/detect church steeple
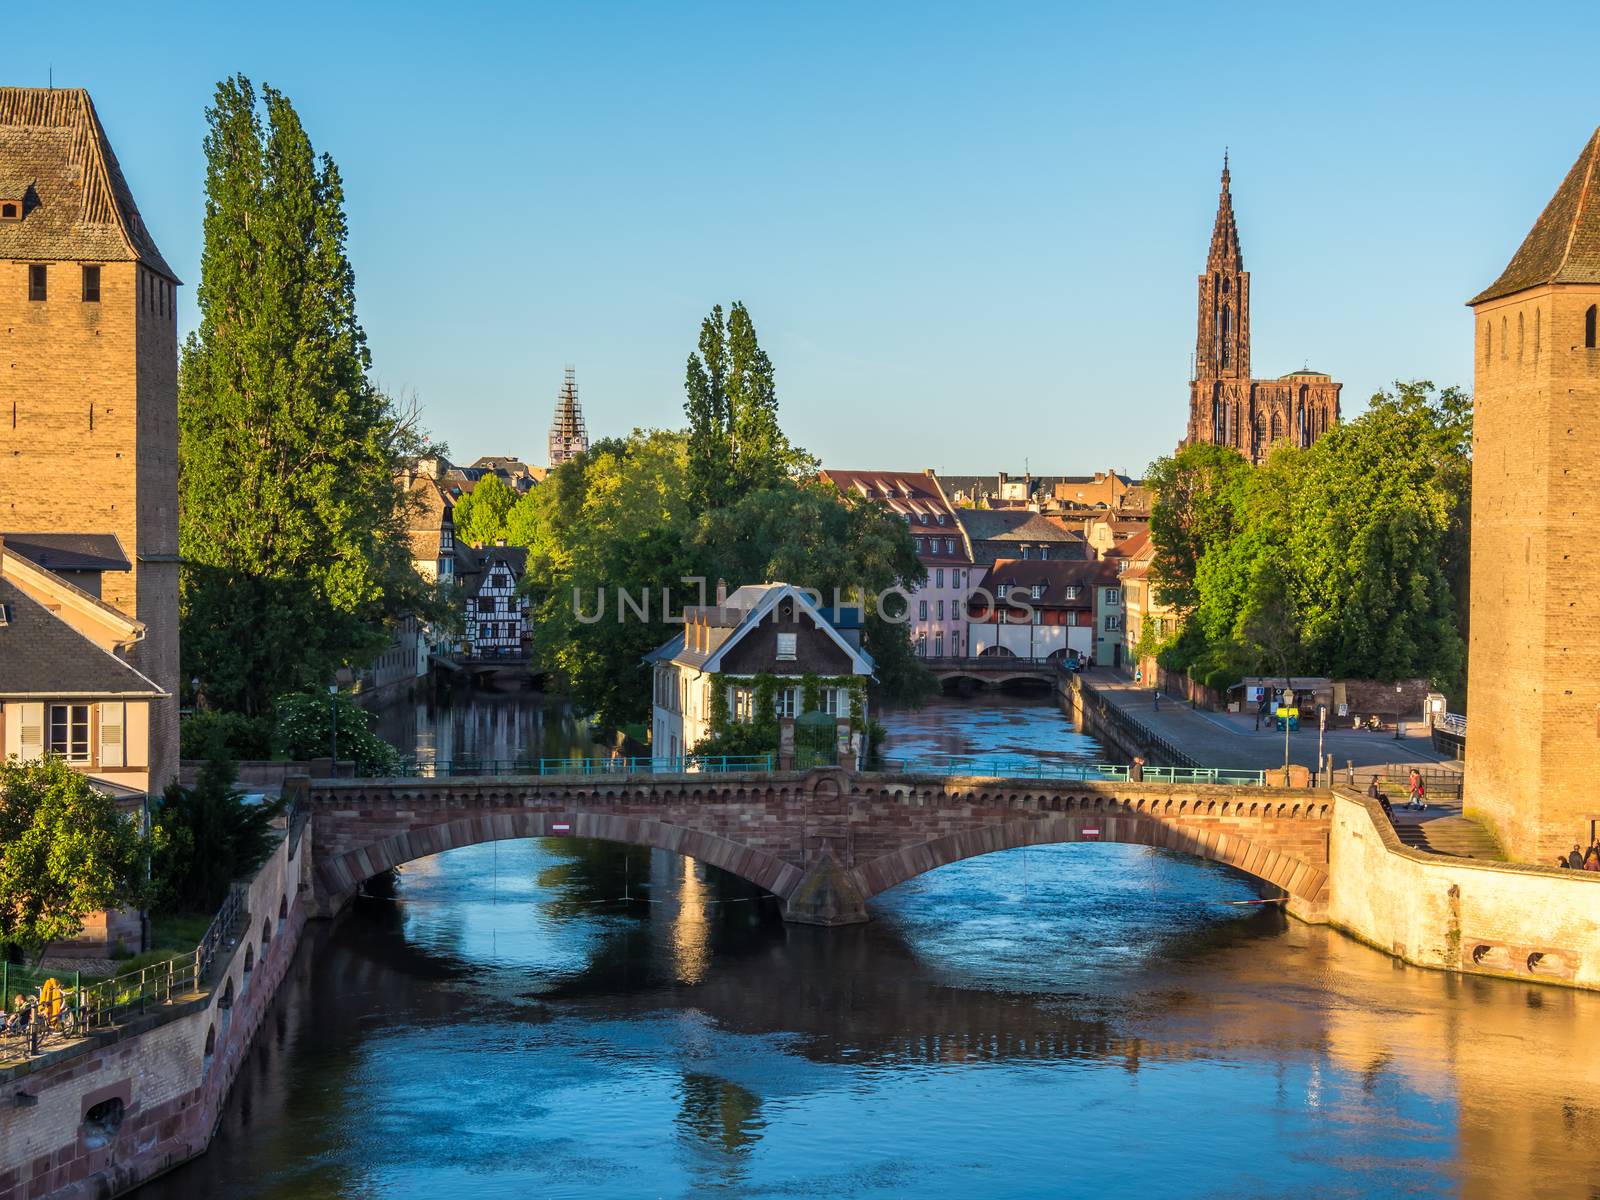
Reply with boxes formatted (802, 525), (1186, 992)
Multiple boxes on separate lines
(1195, 154), (1250, 380)
(548, 366), (589, 468)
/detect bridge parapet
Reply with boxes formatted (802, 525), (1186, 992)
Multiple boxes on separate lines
(305, 769), (1332, 927)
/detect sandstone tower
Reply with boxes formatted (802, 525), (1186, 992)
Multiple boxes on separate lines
(1185, 157), (1342, 463)
(0, 88), (180, 786)
(548, 366), (588, 467)
(1464, 127), (1600, 863)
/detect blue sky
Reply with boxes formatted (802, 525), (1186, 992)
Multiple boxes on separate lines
(11, 2), (1596, 472)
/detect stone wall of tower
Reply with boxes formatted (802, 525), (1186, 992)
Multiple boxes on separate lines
(0, 258), (180, 786)
(1464, 287), (1600, 863)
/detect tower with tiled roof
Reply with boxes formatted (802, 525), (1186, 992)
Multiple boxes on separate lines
(1464, 126), (1600, 863)
(548, 366), (588, 467)
(1184, 156), (1341, 463)
(0, 87), (180, 787)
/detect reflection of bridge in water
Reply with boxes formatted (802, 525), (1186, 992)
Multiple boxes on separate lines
(920, 655), (1064, 690)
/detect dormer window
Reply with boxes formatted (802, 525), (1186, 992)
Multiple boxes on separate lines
(0, 200), (19, 221)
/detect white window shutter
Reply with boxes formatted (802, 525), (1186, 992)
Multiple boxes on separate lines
(100, 701), (125, 768)
(18, 702), (44, 761)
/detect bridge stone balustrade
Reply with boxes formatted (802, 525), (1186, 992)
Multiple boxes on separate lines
(305, 768), (1333, 925)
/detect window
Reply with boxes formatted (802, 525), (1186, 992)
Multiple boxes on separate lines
(917, 633), (927, 656)
(1587, 304), (1597, 349)
(1021, 546), (1031, 559)
(914, 537), (923, 553)
(953, 599), (963, 621)
(934, 632), (944, 656)
(1106, 615), (1123, 632)
(945, 538), (954, 554)
(0, 201), (18, 220)
(479, 596), (496, 613)
(1517, 311), (1524, 360)
(28, 264), (46, 301)
(47, 704), (90, 762)
(776, 632), (797, 660)
(822, 687), (840, 716)
(776, 687), (797, 718)
(1106, 588), (1121, 605)
(1030, 585), (1042, 600)
(935, 568), (944, 588)
(82, 265), (100, 303)
(997, 583), (1010, 600)
(1063, 586), (1078, 600)
(1484, 321), (1492, 362)
(918, 600), (928, 621)
(1500, 315), (1507, 358)
(937, 599), (945, 620)
(937, 514), (947, 526)
(1032, 610), (1042, 626)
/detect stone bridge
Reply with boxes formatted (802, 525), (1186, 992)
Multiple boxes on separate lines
(304, 768), (1333, 926)
(921, 656), (1063, 690)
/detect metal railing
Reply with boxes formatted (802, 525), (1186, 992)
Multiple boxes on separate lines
(873, 757), (1265, 786)
(386, 754), (776, 779)
(1435, 712), (1467, 735)
(1072, 674), (1205, 769)
(2, 882), (246, 1061)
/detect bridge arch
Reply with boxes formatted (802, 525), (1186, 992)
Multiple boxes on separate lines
(850, 814), (1327, 909)
(316, 811), (804, 912)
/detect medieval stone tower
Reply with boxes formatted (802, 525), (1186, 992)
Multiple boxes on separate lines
(1185, 157), (1342, 463)
(1464, 126), (1600, 864)
(0, 88), (180, 785)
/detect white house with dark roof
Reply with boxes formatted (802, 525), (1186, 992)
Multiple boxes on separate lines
(0, 539), (165, 800)
(646, 584), (875, 764)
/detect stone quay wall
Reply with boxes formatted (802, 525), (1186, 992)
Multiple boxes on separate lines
(0, 819), (313, 1200)
(1325, 790), (1600, 989)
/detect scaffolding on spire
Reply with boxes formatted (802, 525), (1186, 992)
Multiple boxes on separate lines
(548, 367), (589, 468)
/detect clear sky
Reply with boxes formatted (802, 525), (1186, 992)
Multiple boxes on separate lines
(11, 1), (1596, 474)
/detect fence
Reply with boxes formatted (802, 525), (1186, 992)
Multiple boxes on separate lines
(385, 754), (776, 779)
(1, 881), (246, 1061)
(1072, 675), (1205, 769)
(873, 757), (1266, 787)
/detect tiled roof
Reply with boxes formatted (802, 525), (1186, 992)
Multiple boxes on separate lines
(0, 532), (129, 573)
(1471, 127), (1600, 305)
(0, 576), (163, 698)
(0, 88), (176, 279)
(456, 544), (528, 599)
(976, 559), (1117, 606)
(957, 510), (1085, 543)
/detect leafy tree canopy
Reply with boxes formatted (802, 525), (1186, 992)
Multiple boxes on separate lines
(0, 758), (153, 964)
(179, 74), (437, 716)
(452, 473), (518, 547)
(1146, 382), (1471, 694)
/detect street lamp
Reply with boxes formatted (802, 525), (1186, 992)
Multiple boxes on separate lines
(328, 683), (339, 774)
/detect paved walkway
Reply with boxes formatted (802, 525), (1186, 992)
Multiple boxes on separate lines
(1085, 670), (1457, 777)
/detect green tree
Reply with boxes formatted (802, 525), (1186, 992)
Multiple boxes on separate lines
(0, 758), (152, 964)
(452, 473), (517, 547)
(1145, 442), (1254, 611)
(273, 691), (403, 775)
(684, 303), (814, 509)
(179, 75), (429, 716)
(150, 763), (285, 913)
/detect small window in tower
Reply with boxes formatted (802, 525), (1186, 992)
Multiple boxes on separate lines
(1500, 316), (1507, 358)
(1586, 305), (1597, 349)
(1484, 321), (1492, 362)
(28, 264), (46, 301)
(0, 201), (18, 220)
(82, 265), (101, 303)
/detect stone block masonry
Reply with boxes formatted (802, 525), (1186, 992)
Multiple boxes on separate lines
(0, 819), (313, 1200)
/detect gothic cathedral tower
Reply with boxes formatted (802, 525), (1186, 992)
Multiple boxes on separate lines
(1183, 157), (1340, 463)
(1464, 126), (1600, 863)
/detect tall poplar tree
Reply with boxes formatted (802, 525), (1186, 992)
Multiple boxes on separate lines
(179, 76), (427, 715)
(683, 302), (812, 509)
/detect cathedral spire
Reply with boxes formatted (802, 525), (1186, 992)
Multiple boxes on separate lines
(1208, 153), (1243, 272)
(548, 366), (589, 468)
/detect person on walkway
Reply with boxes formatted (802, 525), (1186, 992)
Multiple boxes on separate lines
(1559, 855), (1572, 868)
(1153, 691), (1161, 713)
(1368, 777), (1383, 800)
(1583, 845), (1600, 872)
(1407, 771), (1427, 812)
(1568, 845), (1586, 870)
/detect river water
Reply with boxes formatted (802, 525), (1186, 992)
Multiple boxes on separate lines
(140, 693), (1600, 1198)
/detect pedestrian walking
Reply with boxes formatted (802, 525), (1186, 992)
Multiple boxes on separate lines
(1153, 691), (1161, 713)
(1407, 769), (1427, 812)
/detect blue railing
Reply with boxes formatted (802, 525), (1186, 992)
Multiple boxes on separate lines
(390, 755), (776, 779)
(871, 758), (1267, 787)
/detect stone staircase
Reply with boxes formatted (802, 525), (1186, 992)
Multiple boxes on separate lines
(1389, 812), (1503, 860)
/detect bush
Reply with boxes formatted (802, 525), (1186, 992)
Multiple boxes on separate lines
(273, 691), (402, 775)
(180, 710), (274, 762)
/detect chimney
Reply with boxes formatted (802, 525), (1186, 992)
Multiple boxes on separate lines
(715, 578), (728, 606)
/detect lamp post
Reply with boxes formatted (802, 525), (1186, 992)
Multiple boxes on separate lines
(328, 683), (339, 775)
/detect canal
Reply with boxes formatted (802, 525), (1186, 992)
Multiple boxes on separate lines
(139, 692), (1600, 1198)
